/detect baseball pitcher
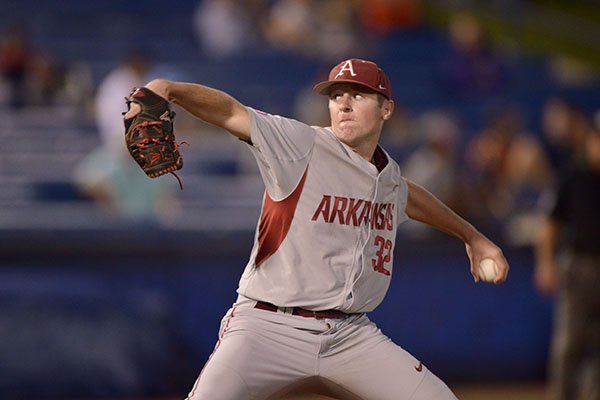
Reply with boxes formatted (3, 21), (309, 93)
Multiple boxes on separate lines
(123, 58), (510, 400)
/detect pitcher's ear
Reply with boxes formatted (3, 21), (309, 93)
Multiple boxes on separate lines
(382, 100), (394, 121)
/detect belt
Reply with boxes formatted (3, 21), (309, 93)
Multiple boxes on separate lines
(254, 301), (349, 319)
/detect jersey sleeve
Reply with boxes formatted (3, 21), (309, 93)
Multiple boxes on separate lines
(246, 107), (316, 200)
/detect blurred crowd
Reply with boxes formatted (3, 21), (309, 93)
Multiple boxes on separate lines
(192, 0), (423, 61)
(1, 1), (599, 243)
(0, 24), (93, 111)
(393, 96), (599, 246)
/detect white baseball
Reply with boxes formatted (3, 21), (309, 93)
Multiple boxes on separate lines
(478, 258), (499, 282)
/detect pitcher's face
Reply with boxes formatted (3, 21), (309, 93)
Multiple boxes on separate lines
(328, 84), (393, 152)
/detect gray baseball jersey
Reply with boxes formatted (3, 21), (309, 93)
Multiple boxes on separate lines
(238, 107), (408, 313)
(186, 108), (458, 400)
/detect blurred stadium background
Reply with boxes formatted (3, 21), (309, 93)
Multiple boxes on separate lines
(1, 0), (600, 399)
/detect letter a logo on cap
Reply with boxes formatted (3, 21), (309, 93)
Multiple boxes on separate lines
(312, 58), (392, 100)
(334, 60), (357, 79)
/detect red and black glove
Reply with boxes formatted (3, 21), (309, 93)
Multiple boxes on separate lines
(123, 87), (185, 188)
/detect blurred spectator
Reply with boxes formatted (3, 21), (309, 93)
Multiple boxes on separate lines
(261, 0), (360, 61)
(462, 108), (552, 226)
(400, 109), (462, 237)
(95, 51), (153, 156)
(73, 51), (179, 224)
(25, 51), (67, 107)
(534, 124), (600, 400)
(355, 0), (423, 36)
(0, 24), (92, 110)
(59, 61), (95, 112)
(401, 109), (460, 206)
(0, 24), (33, 108)
(314, 0), (360, 62)
(438, 12), (509, 95)
(540, 97), (591, 173)
(261, 0), (317, 56)
(193, 0), (262, 59)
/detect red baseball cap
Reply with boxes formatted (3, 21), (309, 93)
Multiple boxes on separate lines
(313, 58), (392, 100)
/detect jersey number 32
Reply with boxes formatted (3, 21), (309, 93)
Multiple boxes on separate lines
(372, 235), (392, 276)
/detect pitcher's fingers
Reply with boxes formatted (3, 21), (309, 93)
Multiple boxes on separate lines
(493, 261), (509, 284)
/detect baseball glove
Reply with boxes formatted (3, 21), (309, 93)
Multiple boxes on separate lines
(123, 86), (185, 189)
